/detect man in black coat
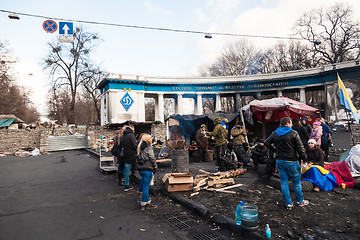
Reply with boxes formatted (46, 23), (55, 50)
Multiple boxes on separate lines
(120, 126), (137, 191)
(251, 139), (270, 168)
(293, 118), (309, 148)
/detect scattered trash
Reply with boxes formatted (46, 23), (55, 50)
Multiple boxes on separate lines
(90, 211), (92, 214)
(100, 216), (104, 219)
(140, 228), (146, 232)
(31, 148), (40, 156)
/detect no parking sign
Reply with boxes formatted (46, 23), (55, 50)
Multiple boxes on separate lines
(43, 20), (58, 33)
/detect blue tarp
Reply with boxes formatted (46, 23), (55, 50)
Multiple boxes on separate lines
(0, 118), (15, 128)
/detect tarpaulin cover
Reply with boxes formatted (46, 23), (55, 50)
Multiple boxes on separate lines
(247, 96), (320, 123)
(345, 144), (360, 177)
(0, 118), (15, 128)
(167, 112), (240, 139)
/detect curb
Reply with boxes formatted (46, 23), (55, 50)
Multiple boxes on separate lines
(152, 184), (267, 240)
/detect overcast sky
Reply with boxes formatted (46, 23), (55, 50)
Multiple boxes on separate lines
(1, 0), (359, 116)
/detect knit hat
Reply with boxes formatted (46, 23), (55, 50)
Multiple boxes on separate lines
(308, 139), (316, 145)
(313, 122), (321, 126)
(200, 124), (206, 128)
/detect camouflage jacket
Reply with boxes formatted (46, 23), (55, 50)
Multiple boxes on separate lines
(207, 124), (228, 147)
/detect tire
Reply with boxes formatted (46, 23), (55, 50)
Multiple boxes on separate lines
(354, 178), (360, 189)
(269, 177), (314, 192)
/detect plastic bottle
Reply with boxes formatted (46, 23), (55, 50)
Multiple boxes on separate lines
(265, 223), (271, 238)
(235, 201), (245, 225)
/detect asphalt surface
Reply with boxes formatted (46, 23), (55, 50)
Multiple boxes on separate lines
(0, 150), (234, 240)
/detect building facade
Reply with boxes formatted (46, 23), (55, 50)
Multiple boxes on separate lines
(97, 61), (360, 126)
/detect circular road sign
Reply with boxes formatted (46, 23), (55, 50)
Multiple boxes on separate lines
(43, 20), (58, 33)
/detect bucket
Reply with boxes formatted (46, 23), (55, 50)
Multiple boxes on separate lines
(241, 204), (258, 231)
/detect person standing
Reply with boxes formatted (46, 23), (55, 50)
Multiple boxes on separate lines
(137, 134), (158, 210)
(309, 122), (323, 146)
(265, 117), (309, 210)
(320, 118), (332, 162)
(292, 118), (309, 148)
(120, 126), (137, 191)
(114, 129), (125, 185)
(207, 117), (228, 171)
(231, 122), (247, 148)
(301, 118), (312, 137)
(195, 124), (208, 162)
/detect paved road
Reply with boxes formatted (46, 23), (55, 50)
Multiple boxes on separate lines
(0, 150), (232, 240)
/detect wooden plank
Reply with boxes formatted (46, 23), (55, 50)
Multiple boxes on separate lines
(156, 158), (172, 163)
(217, 189), (236, 194)
(214, 183), (243, 192)
(207, 178), (235, 187)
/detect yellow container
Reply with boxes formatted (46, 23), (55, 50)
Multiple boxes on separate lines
(341, 183), (346, 189)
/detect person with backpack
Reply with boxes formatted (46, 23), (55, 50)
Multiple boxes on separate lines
(112, 129), (125, 185)
(137, 134), (158, 210)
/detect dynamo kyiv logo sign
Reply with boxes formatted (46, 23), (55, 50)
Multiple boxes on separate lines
(120, 92), (134, 111)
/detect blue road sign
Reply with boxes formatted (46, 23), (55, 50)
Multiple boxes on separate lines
(120, 92), (134, 111)
(43, 20), (58, 33)
(59, 22), (73, 35)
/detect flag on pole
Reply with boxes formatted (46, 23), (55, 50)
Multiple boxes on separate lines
(338, 73), (359, 124)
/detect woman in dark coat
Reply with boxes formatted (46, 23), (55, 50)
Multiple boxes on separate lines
(305, 139), (325, 166)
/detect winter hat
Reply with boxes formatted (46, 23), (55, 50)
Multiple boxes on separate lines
(308, 139), (317, 145)
(313, 122), (321, 126)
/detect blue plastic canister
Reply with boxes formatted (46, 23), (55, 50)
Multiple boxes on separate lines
(241, 204), (258, 231)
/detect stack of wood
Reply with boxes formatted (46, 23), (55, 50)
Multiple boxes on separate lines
(192, 168), (247, 194)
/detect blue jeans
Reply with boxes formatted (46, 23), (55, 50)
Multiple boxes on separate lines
(123, 163), (132, 186)
(276, 159), (303, 205)
(138, 171), (153, 204)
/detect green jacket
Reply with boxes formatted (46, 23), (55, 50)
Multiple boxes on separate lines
(207, 118), (228, 147)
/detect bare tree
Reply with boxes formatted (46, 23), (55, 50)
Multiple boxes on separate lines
(0, 41), (39, 122)
(207, 40), (257, 76)
(44, 27), (100, 123)
(81, 67), (107, 123)
(294, 3), (360, 64)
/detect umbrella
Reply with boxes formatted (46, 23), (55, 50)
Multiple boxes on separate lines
(247, 96), (320, 123)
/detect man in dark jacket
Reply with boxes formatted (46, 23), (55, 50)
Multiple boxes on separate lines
(251, 139), (270, 168)
(292, 118), (309, 148)
(120, 126), (137, 191)
(195, 124), (208, 162)
(265, 117), (309, 210)
(320, 118), (332, 162)
(234, 142), (251, 165)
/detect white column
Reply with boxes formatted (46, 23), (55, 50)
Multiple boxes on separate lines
(215, 94), (221, 112)
(277, 90), (283, 97)
(155, 93), (164, 122)
(195, 94), (203, 115)
(235, 93), (241, 112)
(176, 94), (183, 114)
(137, 92), (145, 122)
(299, 87), (306, 104)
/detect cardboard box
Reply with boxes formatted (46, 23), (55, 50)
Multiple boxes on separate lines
(162, 173), (194, 192)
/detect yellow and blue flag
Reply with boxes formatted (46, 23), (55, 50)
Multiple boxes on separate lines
(338, 73), (359, 124)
